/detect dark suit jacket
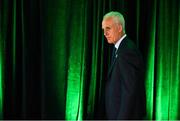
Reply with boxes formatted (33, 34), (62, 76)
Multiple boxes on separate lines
(105, 36), (146, 119)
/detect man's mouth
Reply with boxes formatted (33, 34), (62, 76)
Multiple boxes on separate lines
(106, 37), (110, 40)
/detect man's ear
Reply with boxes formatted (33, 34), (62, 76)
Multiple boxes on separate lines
(118, 24), (123, 32)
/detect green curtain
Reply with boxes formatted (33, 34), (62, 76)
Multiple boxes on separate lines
(138, 0), (180, 119)
(154, 0), (180, 119)
(0, 0), (179, 120)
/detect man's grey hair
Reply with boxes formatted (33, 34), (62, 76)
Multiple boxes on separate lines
(103, 11), (125, 33)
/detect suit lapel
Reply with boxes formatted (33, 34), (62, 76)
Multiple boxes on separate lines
(107, 37), (128, 79)
(108, 53), (118, 78)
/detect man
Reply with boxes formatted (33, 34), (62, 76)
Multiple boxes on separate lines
(102, 11), (146, 119)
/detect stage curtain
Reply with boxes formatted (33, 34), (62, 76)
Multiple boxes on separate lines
(0, 0), (179, 120)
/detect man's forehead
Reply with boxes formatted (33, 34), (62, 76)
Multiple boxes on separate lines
(102, 18), (114, 28)
(103, 17), (113, 23)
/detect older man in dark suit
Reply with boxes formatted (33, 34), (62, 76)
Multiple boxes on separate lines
(102, 11), (146, 119)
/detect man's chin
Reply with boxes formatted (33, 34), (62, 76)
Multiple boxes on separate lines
(107, 40), (113, 44)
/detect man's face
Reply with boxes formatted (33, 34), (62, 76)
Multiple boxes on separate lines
(102, 17), (122, 44)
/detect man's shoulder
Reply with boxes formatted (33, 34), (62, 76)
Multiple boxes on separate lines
(120, 36), (137, 50)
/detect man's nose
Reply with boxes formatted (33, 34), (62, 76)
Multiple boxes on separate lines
(104, 31), (108, 36)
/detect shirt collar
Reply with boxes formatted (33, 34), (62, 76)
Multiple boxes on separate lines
(115, 34), (127, 50)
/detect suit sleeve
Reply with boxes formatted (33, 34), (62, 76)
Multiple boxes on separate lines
(117, 49), (143, 119)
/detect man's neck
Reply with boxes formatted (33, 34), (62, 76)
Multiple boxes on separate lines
(114, 34), (127, 49)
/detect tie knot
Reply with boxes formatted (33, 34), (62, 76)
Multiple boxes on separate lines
(113, 47), (117, 55)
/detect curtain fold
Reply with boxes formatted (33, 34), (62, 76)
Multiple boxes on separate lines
(0, 0), (179, 120)
(154, 0), (180, 119)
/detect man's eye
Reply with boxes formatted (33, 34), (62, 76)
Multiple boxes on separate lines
(106, 27), (110, 30)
